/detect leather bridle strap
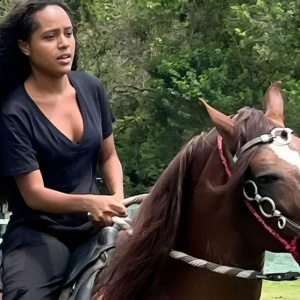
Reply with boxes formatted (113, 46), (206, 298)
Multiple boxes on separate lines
(233, 128), (294, 162)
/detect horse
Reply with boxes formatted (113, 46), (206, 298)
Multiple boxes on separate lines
(2, 82), (298, 300)
(91, 81), (300, 300)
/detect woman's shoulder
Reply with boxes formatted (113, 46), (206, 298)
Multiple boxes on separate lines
(1, 84), (28, 116)
(68, 70), (105, 90)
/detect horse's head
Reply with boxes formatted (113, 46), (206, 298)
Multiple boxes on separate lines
(202, 82), (300, 263)
(100, 82), (300, 300)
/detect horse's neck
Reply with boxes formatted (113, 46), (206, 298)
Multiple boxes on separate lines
(186, 147), (265, 267)
(156, 148), (265, 300)
(187, 187), (265, 269)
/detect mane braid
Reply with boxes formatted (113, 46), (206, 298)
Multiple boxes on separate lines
(101, 134), (214, 300)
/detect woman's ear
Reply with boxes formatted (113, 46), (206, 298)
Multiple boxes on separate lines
(18, 40), (30, 56)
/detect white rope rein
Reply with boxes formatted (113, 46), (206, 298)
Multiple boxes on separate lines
(111, 194), (300, 282)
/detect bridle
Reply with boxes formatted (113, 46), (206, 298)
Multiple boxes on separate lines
(221, 127), (300, 263)
(113, 126), (300, 282)
(244, 180), (300, 237)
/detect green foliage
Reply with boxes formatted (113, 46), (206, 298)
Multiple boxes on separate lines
(2, 0), (300, 196)
(0, 0), (16, 18)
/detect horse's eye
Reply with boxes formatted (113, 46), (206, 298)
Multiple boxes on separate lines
(256, 174), (281, 184)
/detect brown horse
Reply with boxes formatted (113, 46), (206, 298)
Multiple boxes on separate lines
(94, 82), (300, 300)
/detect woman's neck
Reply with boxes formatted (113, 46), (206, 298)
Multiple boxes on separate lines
(27, 68), (70, 95)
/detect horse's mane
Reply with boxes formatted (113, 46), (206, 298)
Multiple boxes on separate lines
(101, 107), (276, 300)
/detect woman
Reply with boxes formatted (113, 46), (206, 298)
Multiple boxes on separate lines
(0, 0), (126, 299)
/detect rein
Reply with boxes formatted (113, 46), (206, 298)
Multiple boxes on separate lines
(112, 127), (300, 282)
(114, 199), (299, 282)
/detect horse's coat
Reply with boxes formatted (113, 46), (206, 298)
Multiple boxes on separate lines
(96, 82), (300, 300)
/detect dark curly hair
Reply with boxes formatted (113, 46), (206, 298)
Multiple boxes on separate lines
(0, 0), (78, 100)
(0, 0), (78, 210)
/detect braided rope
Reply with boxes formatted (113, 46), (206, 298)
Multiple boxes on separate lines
(115, 194), (300, 281)
(122, 194), (148, 207)
(169, 250), (261, 279)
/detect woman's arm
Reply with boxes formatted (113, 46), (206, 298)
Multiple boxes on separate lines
(15, 170), (91, 213)
(98, 134), (124, 201)
(15, 169), (126, 223)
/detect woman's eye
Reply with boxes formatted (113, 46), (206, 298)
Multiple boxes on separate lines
(45, 35), (55, 40)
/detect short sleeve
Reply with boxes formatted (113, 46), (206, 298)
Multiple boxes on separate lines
(0, 113), (39, 177)
(98, 83), (115, 139)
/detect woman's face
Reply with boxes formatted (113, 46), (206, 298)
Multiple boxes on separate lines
(20, 5), (76, 78)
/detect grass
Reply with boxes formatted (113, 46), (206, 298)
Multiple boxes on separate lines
(261, 280), (300, 300)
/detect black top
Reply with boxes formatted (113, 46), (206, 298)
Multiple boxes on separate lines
(0, 71), (114, 235)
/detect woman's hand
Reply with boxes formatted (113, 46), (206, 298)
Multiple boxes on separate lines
(112, 192), (124, 202)
(91, 289), (105, 300)
(87, 195), (127, 228)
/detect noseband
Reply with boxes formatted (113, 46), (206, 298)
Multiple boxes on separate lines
(221, 127), (300, 263)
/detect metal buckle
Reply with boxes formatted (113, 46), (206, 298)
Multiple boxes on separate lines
(271, 128), (293, 145)
(260, 134), (273, 143)
(259, 197), (276, 218)
(243, 180), (287, 229)
(243, 180), (258, 201)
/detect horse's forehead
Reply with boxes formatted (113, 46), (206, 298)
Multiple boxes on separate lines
(268, 143), (300, 171)
(253, 137), (300, 172)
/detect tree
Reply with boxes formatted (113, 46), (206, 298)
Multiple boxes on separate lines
(2, 0), (300, 195)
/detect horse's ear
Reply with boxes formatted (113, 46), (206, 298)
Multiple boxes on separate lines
(264, 81), (285, 127)
(200, 99), (236, 148)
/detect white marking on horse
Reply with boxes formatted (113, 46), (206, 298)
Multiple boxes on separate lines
(269, 143), (300, 171)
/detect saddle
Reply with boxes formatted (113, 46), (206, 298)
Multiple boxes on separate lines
(58, 203), (140, 300)
(58, 226), (118, 300)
